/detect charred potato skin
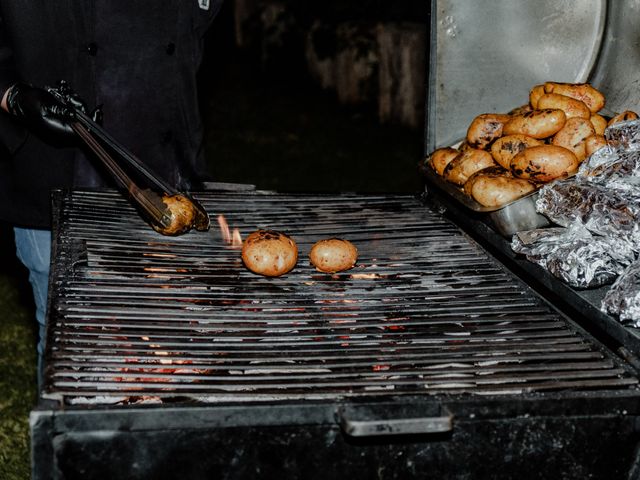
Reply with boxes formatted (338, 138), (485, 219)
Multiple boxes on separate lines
(463, 165), (508, 196)
(153, 194), (197, 236)
(490, 134), (544, 169)
(510, 145), (579, 183)
(466, 113), (511, 149)
(428, 147), (459, 176)
(443, 148), (496, 186)
(503, 109), (567, 139)
(543, 82), (605, 113)
(508, 104), (532, 116)
(608, 110), (639, 127)
(309, 238), (358, 273)
(551, 117), (596, 162)
(537, 93), (590, 120)
(241, 230), (298, 277)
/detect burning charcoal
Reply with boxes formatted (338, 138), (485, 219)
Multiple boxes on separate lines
(602, 259), (640, 325)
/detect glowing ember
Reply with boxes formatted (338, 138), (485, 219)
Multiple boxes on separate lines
(217, 215), (243, 249)
(350, 273), (381, 280)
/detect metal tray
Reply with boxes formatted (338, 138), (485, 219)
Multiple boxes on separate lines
(420, 162), (550, 236)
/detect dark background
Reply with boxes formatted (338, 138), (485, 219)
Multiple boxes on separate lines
(198, 0), (427, 193)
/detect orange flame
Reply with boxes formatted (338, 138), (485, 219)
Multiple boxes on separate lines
(232, 228), (242, 248)
(217, 215), (231, 242)
(217, 215), (243, 249)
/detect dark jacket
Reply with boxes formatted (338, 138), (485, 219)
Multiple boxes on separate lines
(0, 1), (222, 228)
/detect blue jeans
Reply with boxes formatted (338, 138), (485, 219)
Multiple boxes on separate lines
(14, 227), (51, 386)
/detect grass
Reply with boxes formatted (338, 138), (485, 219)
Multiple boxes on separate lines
(0, 228), (37, 480)
(0, 54), (425, 480)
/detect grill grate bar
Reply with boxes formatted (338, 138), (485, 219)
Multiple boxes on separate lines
(49, 371), (634, 393)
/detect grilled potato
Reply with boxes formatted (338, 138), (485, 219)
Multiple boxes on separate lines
(543, 82), (605, 113)
(443, 148), (496, 186)
(590, 113), (607, 136)
(490, 134), (544, 169)
(537, 93), (590, 120)
(154, 194), (196, 236)
(428, 147), (459, 176)
(529, 84), (545, 109)
(464, 166), (536, 208)
(503, 109), (566, 139)
(466, 113), (511, 149)
(510, 145), (579, 182)
(608, 110), (639, 127)
(585, 134), (608, 156)
(551, 117), (596, 162)
(309, 238), (358, 273)
(242, 230), (298, 277)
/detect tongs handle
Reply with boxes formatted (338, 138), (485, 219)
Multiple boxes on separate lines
(72, 109), (210, 231)
(74, 110), (179, 196)
(71, 122), (173, 230)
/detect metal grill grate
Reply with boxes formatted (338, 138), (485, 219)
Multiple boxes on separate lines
(44, 190), (638, 403)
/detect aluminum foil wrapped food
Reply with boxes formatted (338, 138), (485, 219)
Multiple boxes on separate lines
(535, 178), (640, 246)
(604, 119), (640, 152)
(512, 223), (636, 289)
(578, 149), (640, 192)
(602, 260), (640, 325)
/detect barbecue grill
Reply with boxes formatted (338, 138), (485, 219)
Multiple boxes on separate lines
(30, 1), (640, 479)
(31, 188), (640, 479)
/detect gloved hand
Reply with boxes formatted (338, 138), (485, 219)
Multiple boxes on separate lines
(6, 82), (79, 143)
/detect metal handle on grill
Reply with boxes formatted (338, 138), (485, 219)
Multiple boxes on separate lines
(337, 406), (453, 437)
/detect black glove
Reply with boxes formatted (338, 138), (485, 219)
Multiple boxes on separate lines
(6, 82), (81, 144)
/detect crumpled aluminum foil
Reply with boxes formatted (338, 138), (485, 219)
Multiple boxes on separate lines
(512, 223), (636, 289)
(521, 119), (640, 321)
(602, 260), (640, 326)
(604, 119), (640, 152)
(578, 149), (640, 191)
(535, 179), (640, 247)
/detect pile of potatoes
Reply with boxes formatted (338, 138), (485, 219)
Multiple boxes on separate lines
(427, 81), (639, 208)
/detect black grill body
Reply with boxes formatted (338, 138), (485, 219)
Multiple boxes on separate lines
(31, 189), (640, 480)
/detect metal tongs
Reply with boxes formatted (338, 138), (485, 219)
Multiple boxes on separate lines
(50, 84), (210, 234)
